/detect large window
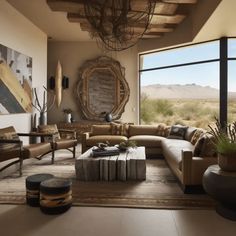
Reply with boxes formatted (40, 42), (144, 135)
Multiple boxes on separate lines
(139, 39), (235, 129)
(228, 39), (236, 122)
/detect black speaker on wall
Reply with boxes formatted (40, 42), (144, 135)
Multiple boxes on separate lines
(62, 76), (69, 89)
(49, 76), (55, 90)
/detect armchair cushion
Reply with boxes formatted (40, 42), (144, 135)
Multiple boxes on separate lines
(54, 139), (77, 150)
(22, 143), (52, 159)
(38, 124), (60, 141)
(0, 126), (20, 151)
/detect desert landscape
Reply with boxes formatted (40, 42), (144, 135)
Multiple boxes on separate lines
(141, 84), (236, 128)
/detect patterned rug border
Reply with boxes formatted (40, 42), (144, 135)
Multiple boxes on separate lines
(0, 195), (216, 210)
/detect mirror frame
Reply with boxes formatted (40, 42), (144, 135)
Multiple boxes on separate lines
(75, 56), (130, 121)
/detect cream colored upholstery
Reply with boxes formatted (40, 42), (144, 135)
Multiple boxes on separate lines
(81, 124), (217, 191)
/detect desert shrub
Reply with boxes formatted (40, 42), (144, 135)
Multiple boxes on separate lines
(140, 93), (156, 124)
(153, 99), (174, 116)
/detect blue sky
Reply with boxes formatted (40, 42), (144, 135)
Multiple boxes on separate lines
(140, 40), (236, 92)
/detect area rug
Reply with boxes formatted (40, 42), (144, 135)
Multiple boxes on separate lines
(0, 155), (216, 209)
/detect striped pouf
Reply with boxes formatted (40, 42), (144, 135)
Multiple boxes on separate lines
(26, 173), (54, 207)
(40, 177), (72, 214)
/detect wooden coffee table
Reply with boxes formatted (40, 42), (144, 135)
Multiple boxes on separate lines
(75, 146), (146, 181)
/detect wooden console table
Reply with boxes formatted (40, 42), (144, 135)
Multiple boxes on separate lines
(57, 122), (105, 142)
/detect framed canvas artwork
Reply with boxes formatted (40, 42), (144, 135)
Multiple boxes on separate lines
(0, 44), (32, 114)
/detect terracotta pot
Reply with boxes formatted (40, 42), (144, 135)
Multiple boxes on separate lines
(218, 153), (236, 172)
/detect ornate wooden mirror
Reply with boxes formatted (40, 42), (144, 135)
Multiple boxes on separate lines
(76, 56), (130, 121)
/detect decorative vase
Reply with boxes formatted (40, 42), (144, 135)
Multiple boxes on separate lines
(218, 153), (236, 172)
(65, 113), (72, 123)
(39, 112), (47, 125)
(105, 113), (112, 122)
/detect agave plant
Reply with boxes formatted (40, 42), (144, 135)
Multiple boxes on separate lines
(208, 118), (236, 155)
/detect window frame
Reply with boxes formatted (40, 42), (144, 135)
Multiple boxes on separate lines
(139, 37), (236, 127)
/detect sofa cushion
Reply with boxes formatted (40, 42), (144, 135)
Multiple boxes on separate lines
(129, 135), (165, 148)
(128, 125), (158, 137)
(157, 124), (169, 137)
(120, 123), (130, 136)
(110, 123), (122, 135)
(190, 128), (205, 145)
(185, 127), (197, 142)
(193, 133), (205, 156)
(194, 133), (217, 157)
(91, 125), (111, 136)
(167, 125), (188, 140)
(86, 135), (128, 146)
(162, 139), (194, 170)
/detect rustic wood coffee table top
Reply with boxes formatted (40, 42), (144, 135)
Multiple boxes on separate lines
(75, 146), (146, 181)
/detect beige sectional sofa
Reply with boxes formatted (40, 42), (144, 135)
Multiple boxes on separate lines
(81, 124), (217, 193)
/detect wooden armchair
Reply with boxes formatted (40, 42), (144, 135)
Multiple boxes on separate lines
(0, 126), (54, 176)
(38, 124), (77, 163)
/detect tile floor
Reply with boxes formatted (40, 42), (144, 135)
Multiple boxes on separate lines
(0, 205), (235, 236)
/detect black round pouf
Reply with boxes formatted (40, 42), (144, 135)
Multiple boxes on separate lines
(203, 165), (236, 221)
(40, 177), (72, 215)
(26, 173), (54, 207)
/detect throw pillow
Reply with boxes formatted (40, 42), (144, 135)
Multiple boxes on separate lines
(110, 122), (121, 135)
(156, 123), (167, 137)
(38, 124), (60, 142)
(193, 133), (205, 156)
(120, 123), (129, 136)
(167, 125), (188, 140)
(190, 128), (205, 145)
(200, 133), (217, 157)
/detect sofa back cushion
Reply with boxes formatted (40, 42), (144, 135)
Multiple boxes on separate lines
(91, 125), (111, 136)
(128, 125), (158, 137)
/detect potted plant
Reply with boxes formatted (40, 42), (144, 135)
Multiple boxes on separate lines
(208, 118), (236, 171)
(117, 140), (137, 152)
(63, 108), (72, 123)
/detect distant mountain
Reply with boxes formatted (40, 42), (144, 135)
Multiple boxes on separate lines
(141, 84), (236, 100)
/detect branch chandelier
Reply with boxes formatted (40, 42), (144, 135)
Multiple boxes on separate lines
(84, 0), (156, 51)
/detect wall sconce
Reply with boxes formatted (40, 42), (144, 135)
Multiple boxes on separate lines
(49, 76), (69, 90)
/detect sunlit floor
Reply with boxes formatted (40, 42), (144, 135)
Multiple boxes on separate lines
(0, 146), (236, 235)
(0, 204), (236, 236)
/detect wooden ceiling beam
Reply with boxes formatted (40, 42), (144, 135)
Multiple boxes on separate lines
(162, 0), (197, 3)
(151, 14), (186, 24)
(46, 0), (84, 13)
(68, 12), (185, 25)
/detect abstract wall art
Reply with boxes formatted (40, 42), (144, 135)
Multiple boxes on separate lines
(0, 43), (32, 114)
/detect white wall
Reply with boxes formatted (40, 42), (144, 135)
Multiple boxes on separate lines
(47, 41), (138, 124)
(0, 0), (47, 133)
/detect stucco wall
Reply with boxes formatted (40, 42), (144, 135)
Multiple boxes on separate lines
(0, 1), (47, 134)
(47, 41), (138, 124)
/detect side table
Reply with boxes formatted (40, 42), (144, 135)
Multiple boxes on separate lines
(203, 164), (236, 221)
